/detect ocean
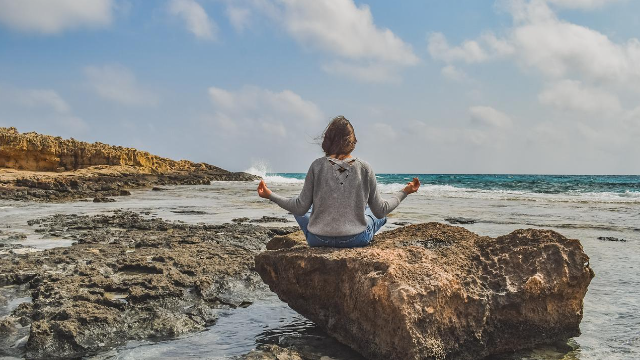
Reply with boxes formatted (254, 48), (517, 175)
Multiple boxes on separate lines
(1, 172), (638, 359)
(267, 173), (640, 203)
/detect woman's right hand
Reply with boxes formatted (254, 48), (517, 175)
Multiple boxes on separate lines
(403, 177), (420, 195)
(257, 180), (272, 199)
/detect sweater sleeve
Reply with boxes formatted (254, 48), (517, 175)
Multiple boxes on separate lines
(268, 163), (314, 216)
(366, 166), (408, 219)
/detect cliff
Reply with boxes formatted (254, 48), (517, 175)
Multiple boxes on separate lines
(0, 127), (258, 201)
(0, 127), (222, 173)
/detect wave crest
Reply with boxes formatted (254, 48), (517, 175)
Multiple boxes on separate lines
(244, 161), (304, 184)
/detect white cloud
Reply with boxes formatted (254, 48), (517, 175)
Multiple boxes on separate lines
(168, 0), (216, 40)
(510, 2), (640, 84)
(0, 86), (71, 115)
(538, 80), (621, 113)
(19, 90), (71, 113)
(322, 61), (401, 84)
(431, 0), (640, 87)
(626, 106), (640, 121)
(226, 6), (251, 32)
(372, 123), (398, 140)
(544, 0), (622, 9)
(0, 0), (113, 34)
(208, 85), (324, 138)
(469, 106), (513, 128)
(428, 33), (489, 63)
(441, 65), (470, 82)
(0, 85), (88, 133)
(428, 32), (514, 64)
(278, 0), (418, 66)
(623, 106), (640, 135)
(220, 0), (418, 83)
(84, 65), (158, 106)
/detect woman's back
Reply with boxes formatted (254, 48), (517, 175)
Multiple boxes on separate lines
(258, 115), (420, 247)
(269, 156), (407, 237)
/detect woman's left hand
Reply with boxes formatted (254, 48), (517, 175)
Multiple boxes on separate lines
(403, 177), (420, 194)
(257, 180), (272, 199)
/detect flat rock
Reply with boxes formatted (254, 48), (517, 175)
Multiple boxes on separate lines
(597, 236), (626, 242)
(255, 223), (594, 360)
(250, 216), (291, 224)
(444, 217), (476, 224)
(93, 196), (116, 203)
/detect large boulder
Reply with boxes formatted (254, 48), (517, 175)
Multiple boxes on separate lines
(255, 223), (594, 360)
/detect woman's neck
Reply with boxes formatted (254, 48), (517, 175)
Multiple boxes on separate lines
(328, 154), (352, 160)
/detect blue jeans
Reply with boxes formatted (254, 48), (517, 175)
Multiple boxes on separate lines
(294, 206), (387, 248)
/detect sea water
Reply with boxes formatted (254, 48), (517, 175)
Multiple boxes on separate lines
(0, 173), (638, 359)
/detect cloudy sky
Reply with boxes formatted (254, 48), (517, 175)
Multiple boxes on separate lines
(1, 0), (639, 174)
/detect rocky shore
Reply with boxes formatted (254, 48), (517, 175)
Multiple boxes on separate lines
(0, 127), (598, 360)
(0, 211), (297, 359)
(256, 224), (595, 360)
(1, 210), (596, 360)
(0, 127), (258, 201)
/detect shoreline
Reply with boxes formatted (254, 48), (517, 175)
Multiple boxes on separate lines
(0, 165), (258, 202)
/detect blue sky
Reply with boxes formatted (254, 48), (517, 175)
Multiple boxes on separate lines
(1, 0), (639, 174)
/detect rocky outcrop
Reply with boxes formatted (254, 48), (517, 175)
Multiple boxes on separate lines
(0, 127), (259, 201)
(0, 211), (297, 360)
(255, 223), (595, 360)
(1, 127), (220, 173)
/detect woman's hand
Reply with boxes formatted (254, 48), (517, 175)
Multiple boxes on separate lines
(403, 177), (420, 195)
(257, 179), (272, 199)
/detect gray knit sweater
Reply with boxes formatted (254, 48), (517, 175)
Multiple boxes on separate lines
(268, 156), (408, 237)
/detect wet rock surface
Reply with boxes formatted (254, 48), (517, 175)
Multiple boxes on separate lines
(444, 217), (476, 224)
(234, 311), (365, 360)
(256, 223), (595, 360)
(0, 127), (259, 202)
(0, 211), (297, 360)
(0, 165), (258, 202)
(597, 236), (626, 242)
(250, 216), (291, 224)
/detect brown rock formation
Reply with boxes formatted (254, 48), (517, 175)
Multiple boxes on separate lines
(0, 211), (296, 360)
(255, 223), (595, 360)
(1, 126), (223, 173)
(0, 127), (259, 201)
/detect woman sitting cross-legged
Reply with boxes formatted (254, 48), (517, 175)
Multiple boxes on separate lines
(257, 116), (420, 248)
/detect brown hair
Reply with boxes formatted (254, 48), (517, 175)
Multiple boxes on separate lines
(321, 116), (357, 157)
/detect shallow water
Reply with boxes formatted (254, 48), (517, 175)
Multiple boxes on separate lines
(1, 179), (639, 359)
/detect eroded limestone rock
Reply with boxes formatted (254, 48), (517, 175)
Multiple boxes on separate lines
(0, 211), (297, 360)
(255, 223), (594, 360)
(1, 127), (223, 173)
(0, 127), (258, 201)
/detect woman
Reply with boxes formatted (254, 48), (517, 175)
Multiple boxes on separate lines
(257, 116), (420, 248)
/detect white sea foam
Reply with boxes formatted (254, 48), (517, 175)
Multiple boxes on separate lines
(244, 161), (304, 184)
(377, 182), (640, 204)
(242, 166), (640, 204)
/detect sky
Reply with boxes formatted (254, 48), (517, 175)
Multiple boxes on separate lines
(1, 0), (639, 174)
